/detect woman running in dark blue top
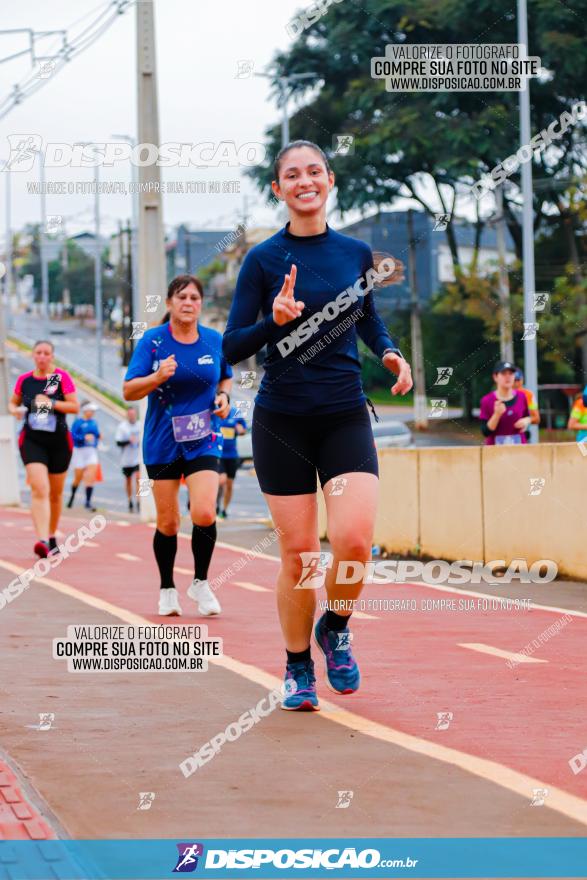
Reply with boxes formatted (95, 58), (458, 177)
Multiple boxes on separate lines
(223, 140), (412, 710)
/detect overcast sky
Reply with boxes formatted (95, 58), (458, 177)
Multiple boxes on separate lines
(1, 0), (338, 240)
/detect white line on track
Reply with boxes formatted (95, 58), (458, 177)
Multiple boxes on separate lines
(0, 557), (585, 828)
(234, 581), (270, 593)
(409, 579), (587, 620)
(116, 553), (141, 562)
(458, 643), (547, 664)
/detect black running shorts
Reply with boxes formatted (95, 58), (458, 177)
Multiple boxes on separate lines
(252, 403), (378, 496)
(19, 430), (73, 474)
(122, 465), (140, 478)
(219, 458), (240, 479)
(145, 455), (220, 481)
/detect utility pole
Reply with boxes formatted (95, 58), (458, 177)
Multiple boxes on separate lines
(121, 220), (133, 367)
(4, 163), (14, 330)
(0, 255), (20, 504)
(93, 162), (104, 379)
(407, 210), (428, 429)
(112, 134), (139, 331)
(517, 0), (539, 443)
(61, 221), (70, 312)
(136, 0), (165, 521)
(38, 154), (49, 330)
(495, 188), (513, 362)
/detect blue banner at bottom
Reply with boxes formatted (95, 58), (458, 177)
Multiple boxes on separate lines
(0, 838), (584, 879)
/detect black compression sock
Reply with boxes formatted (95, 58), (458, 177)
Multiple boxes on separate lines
(85, 486), (93, 505)
(286, 647), (312, 664)
(325, 610), (351, 631)
(153, 529), (177, 589)
(192, 522), (217, 581)
(48, 536), (58, 552)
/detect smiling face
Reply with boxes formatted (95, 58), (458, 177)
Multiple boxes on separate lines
(271, 146), (334, 219)
(167, 282), (202, 327)
(32, 342), (54, 374)
(494, 369), (516, 394)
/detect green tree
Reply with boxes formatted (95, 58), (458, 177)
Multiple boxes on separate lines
(250, 0), (587, 273)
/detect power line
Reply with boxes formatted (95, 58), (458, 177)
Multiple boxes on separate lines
(0, 0), (135, 122)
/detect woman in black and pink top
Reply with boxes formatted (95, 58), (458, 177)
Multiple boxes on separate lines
(9, 340), (79, 557)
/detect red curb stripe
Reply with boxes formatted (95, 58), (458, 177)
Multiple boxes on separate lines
(0, 761), (55, 840)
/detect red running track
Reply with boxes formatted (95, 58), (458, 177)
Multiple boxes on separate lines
(1, 509), (586, 801)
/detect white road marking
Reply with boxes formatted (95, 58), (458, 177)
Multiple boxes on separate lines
(0, 557), (585, 827)
(234, 581), (270, 593)
(458, 642), (547, 664)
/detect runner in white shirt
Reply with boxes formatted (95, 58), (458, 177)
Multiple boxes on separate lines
(115, 406), (141, 512)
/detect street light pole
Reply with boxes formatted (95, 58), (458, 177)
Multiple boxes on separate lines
(495, 188), (513, 362)
(279, 79), (289, 148)
(255, 71), (317, 149)
(518, 0), (539, 443)
(407, 209), (428, 429)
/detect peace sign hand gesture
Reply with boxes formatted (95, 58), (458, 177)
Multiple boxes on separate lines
(272, 264), (305, 326)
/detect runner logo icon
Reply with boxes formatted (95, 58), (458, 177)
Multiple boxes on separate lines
(296, 551), (334, 590)
(173, 843), (204, 872)
(198, 355), (214, 365)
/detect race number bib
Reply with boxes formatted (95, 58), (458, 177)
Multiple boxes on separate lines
(28, 412), (57, 432)
(171, 409), (211, 443)
(220, 426), (236, 440)
(495, 434), (522, 446)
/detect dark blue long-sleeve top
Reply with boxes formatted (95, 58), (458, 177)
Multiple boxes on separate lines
(222, 223), (399, 415)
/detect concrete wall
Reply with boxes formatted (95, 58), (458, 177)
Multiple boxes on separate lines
(317, 442), (586, 581)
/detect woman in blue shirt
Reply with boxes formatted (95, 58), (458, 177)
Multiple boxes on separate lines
(223, 140), (412, 710)
(124, 275), (232, 618)
(67, 401), (101, 512)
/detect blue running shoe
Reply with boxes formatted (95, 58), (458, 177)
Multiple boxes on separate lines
(281, 659), (320, 711)
(314, 613), (360, 694)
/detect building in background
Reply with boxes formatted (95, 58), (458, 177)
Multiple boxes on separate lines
(340, 210), (516, 307)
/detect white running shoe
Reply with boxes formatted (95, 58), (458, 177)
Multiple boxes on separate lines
(158, 588), (182, 616)
(187, 579), (221, 616)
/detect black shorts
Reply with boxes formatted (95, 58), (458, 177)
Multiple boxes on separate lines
(252, 403), (378, 495)
(19, 429), (73, 474)
(219, 457), (240, 479)
(122, 465), (140, 478)
(145, 455), (220, 481)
